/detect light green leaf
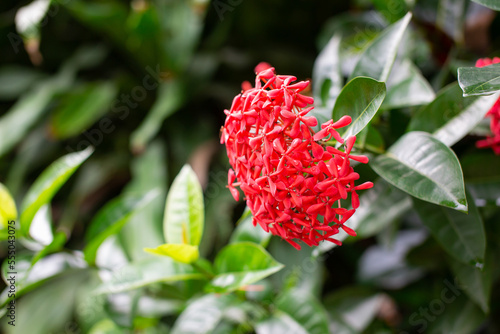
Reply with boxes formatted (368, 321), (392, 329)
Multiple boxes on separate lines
(256, 312), (308, 334)
(370, 131), (467, 212)
(383, 58), (435, 109)
(83, 189), (160, 265)
(413, 191), (486, 266)
(276, 289), (329, 334)
(131, 80), (185, 153)
(0, 183), (17, 229)
(332, 77), (386, 139)
(145, 243), (199, 264)
(95, 257), (204, 294)
(471, 0), (500, 11)
(207, 242), (284, 293)
(458, 63), (500, 96)
(171, 294), (241, 334)
(407, 83), (499, 146)
(229, 207), (271, 247)
(50, 81), (118, 139)
(163, 164), (204, 246)
(20, 147), (93, 236)
(449, 255), (492, 313)
(350, 12), (412, 82)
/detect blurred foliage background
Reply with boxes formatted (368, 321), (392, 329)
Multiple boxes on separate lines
(1, 0), (500, 333)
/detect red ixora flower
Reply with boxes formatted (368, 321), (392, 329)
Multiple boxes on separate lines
(475, 57), (500, 155)
(221, 63), (373, 249)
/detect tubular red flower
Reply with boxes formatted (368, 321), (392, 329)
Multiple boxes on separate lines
(221, 64), (373, 249)
(475, 57), (500, 155)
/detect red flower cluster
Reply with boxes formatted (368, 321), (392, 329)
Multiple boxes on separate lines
(221, 64), (373, 249)
(476, 57), (500, 155)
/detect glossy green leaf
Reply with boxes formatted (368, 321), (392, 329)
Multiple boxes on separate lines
(276, 289), (329, 334)
(229, 207), (271, 247)
(413, 191), (486, 266)
(383, 59), (435, 109)
(370, 131), (467, 211)
(324, 287), (383, 333)
(83, 189), (160, 265)
(458, 63), (500, 96)
(332, 77), (386, 139)
(20, 147), (93, 236)
(449, 255), (492, 313)
(171, 294), (241, 334)
(144, 243), (199, 264)
(163, 164), (204, 246)
(131, 80), (185, 153)
(95, 257), (204, 294)
(0, 183), (17, 229)
(50, 81), (118, 139)
(313, 34), (342, 109)
(207, 242), (284, 293)
(350, 12), (412, 82)
(471, 0), (500, 10)
(407, 83), (499, 146)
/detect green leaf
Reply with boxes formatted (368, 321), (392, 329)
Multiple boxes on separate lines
(83, 190), (160, 265)
(229, 207), (271, 247)
(207, 242), (284, 293)
(313, 34), (343, 109)
(0, 66), (46, 100)
(370, 131), (467, 212)
(412, 191), (486, 266)
(356, 125), (385, 154)
(50, 81), (118, 139)
(458, 63), (500, 96)
(437, 0), (467, 42)
(171, 294), (241, 334)
(350, 12), (412, 82)
(20, 147), (93, 236)
(256, 311), (308, 334)
(471, 0), (500, 11)
(332, 77), (386, 139)
(275, 289), (329, 334)
(145, 243), (199, 264)
(3, 270), (89, 334)
(95, 257), (204, 294)
(324, 287), (383, 333)
(0, 183), (17, 229)
(383, 58), (435, 109)
(449, 255), (492, 313)
(0, 253), (86, 308)
(163, 164), (204, 246)
(407, 83), (499, 146)
(131, 80), (185, 153)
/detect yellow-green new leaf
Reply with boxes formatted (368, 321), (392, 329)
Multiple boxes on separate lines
(144, 243), (199, 264)
(0, 183), (17, 229)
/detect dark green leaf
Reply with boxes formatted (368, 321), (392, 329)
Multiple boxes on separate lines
(50, 81), (118, 139)
(350, 12), (412, 82)
(458, 63), (500, 96)
(84, 189), (160, 265)
(20, 147), (93, 236)
(163, 164), (204, 246)
(413, 192), (486, 266)
(471, 0), (500, 11)
(407, 83), (499, 146)
(371, 132), (467, 211)
(207, 242), (284, 293)
(95, 257), (205, 294)
(332, 77), (386, 138)
(230, 207), (271, 247)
